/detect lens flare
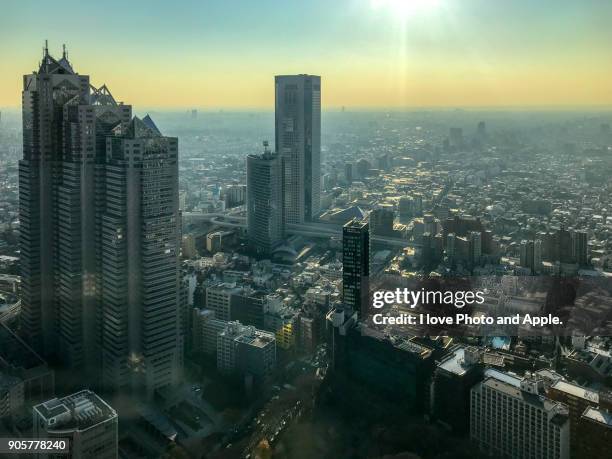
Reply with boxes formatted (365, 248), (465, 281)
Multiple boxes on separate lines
(371, 0), (441, 17)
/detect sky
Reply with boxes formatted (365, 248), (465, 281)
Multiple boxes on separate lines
(1, 0), (611, 109)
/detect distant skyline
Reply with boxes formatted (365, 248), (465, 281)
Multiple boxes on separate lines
(1, 0), (612, 109)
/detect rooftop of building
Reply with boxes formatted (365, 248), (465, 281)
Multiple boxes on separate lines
(550, 379), (599, 404)
(37, 44), (75, 75)
(34, 390), (116, 432)
(484, 368), (521, 387)
(481, 376), (568, 422)
(236, 331), (275, 349)
(437, 346), (480, 376)
(343, 215), (368, 229)
(220, 321), (275, 348)
(582, 407), (612, 427)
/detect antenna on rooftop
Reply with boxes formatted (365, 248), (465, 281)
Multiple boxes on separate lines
(263, 140), (270, 154)
(62, 44), (67, 59)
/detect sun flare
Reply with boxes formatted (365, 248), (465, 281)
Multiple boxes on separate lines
(371, 0), (441, 17)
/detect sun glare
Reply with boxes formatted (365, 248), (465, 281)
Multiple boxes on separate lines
(371, 0), (441, 17)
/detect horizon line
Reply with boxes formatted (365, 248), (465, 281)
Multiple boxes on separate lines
(2, 104), (612, 113)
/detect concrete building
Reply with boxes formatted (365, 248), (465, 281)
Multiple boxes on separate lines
(205, 283), (241, 322)
(18, 48), (182, 397)
(206, 230), (234, 253)
(246, 144), (284, 256)
(230, 290), (266, 329)
(217, 321), (276, 380)
(432, 346), (483, 433)
(369, 207), (395, 237)
(100, 116), (183, 398)
(275, 74), (321, 223)
(572, 230), (588, 266)
(19, 47), (131, 373)
(576, 406), (612, 458)
(471, 371), (570, 459)
(548, 379), (600, 458)
(191, 308), (226, 356)
(181, 234), (198, 259)
(33, 390), (117, 459)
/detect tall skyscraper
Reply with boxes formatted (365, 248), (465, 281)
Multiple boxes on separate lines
(246, 142), (284, 256)
(520, 240), (536, 272)
(275, 74), (321, 224)
(342, 218), (370, 318)
(20, 45), (131, 372)
(101, 116), (183, 397)
(19, 46), (182, 397)
(572, 230), (588, 266)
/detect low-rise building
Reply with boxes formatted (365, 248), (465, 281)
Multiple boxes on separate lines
(33, 390), (117, 459)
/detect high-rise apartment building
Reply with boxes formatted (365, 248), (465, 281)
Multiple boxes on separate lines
(19, 47), (182, 398)
(246, 142), (284, 256)
(342, 218), (370, 318)
(275, 75), (321, 223)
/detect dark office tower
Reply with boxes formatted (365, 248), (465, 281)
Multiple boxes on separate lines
(275, 74), (321, 224)
(477, 121), (486, 138)
(433, 346), (483, 434)
(572, 231), (588, 267)
(369, 208), (395, 237)
(342, 218), (370, 318)
(449, 127), (463, 148)
(520, 240), (534, 270)
(344, 162), (353, 184)
(557, 226), (573, 263)
(247, 142), (284, 257)
(101, 116), (182, 398)
(19, 44), (132, 370)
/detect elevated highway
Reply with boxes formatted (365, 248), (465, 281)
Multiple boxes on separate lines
(183, 212), (420, 248)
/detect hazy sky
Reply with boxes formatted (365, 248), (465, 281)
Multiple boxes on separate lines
(1, 0), (611, 109)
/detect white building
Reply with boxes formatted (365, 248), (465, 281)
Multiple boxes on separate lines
(470, 371), (570, 459)
(33, 390), (117, 459)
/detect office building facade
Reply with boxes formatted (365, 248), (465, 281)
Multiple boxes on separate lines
(471, 372), (570, 459)
(275, 75), (321, 223)
(246, 145), (284, 256)
(19, 48), (182, 398)
(100, 116), (183, 398)
(342, 218), (370, 317)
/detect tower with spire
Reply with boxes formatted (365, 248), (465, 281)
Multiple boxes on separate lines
(19, 43), (183, 398)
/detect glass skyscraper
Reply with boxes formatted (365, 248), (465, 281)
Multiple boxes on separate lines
(274, 74), (321, 224)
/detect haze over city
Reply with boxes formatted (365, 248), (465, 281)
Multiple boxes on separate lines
(0, 1), (611, 459)
(1, 0), (612, 109)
